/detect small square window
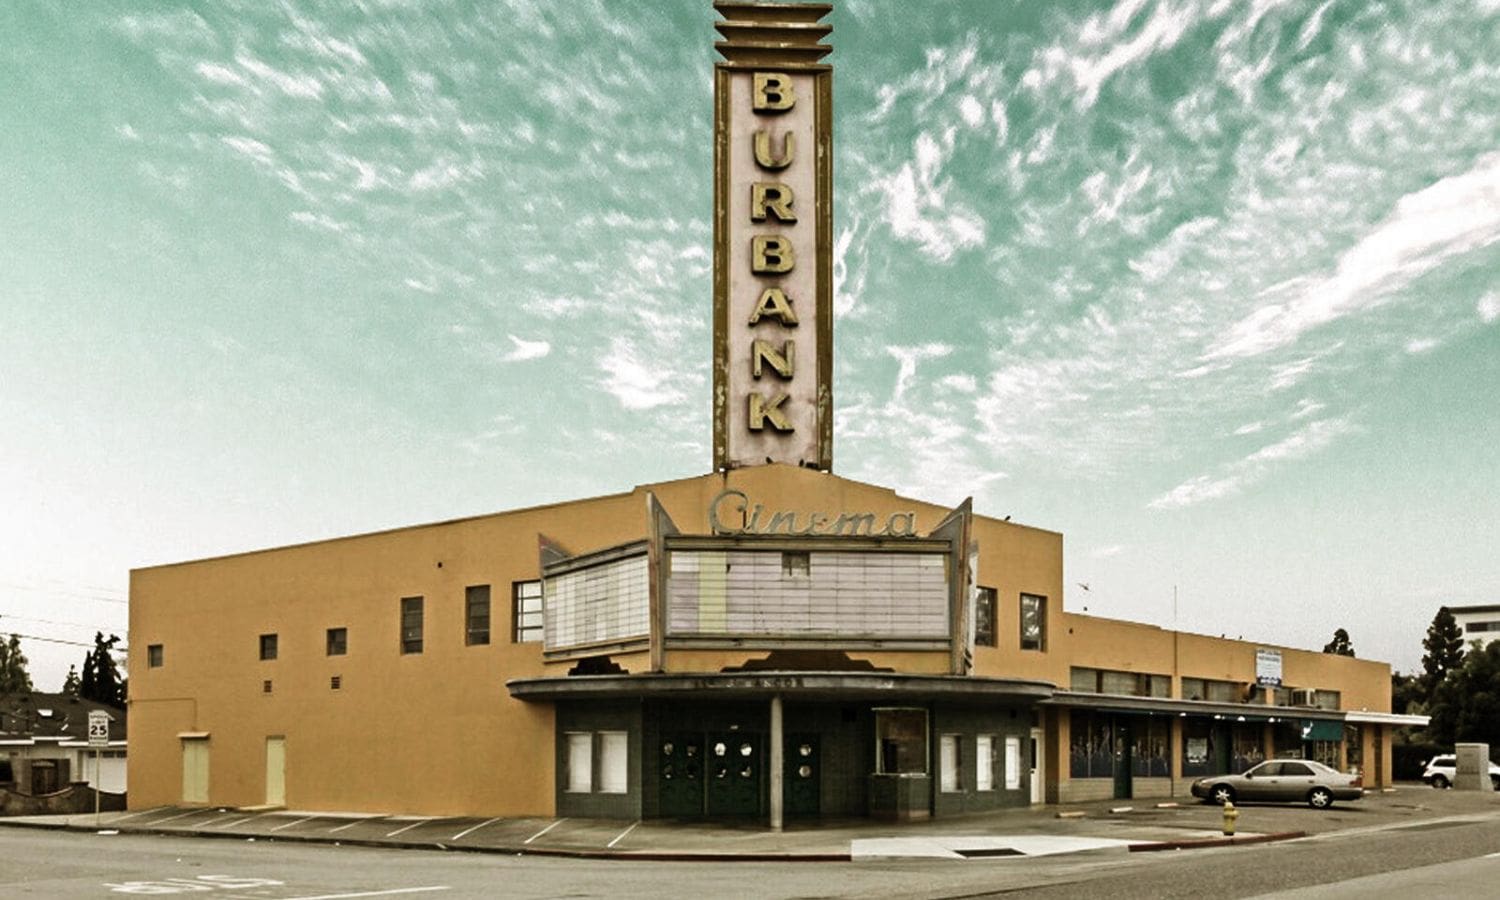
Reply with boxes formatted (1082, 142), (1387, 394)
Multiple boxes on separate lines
(326, 627), (347, 656)
(262, 679), (273, 694)
(147, 644), (164, 668)
(781, 551), (810, 577)
(259, 633), (278, 661)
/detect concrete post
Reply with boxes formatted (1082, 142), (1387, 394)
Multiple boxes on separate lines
(1454, 743), (1493, 791)
(769, 694), (784, 831)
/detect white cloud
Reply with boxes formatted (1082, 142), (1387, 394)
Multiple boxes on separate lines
(1234, 421), (1264, 436)
(1404, 337), (1439, 354)
(1150, 417), (1356, 509)
(598, 337), (684, 411)
(887, 343), (952, 401)
(1206, 152), (1500, 360)
(958, 95), (984, 127)
(500, 334), (550, 363)
(940, 373), (977, 393)
(235, 53), (324, 99)
(1478, 292), (1500, 323)
(880, 133), (986, 262)
(1090, 544), (1125, 559)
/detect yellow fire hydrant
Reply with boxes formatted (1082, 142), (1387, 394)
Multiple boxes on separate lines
(1222, 800), (1239, 836)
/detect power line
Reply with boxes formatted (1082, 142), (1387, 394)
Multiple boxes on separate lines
(0, 580), (128, 605)
(1, 613), (126, 633)
(7, 631), (126, 652)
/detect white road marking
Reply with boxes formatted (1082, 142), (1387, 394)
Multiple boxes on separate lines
(523, 818), (566, 844)
(280, 888), (449, 900)
(449, 817), (501, 841)
(607, 821), (640, 848)
(385, 817), (439, 837)
(268, 815), (318, 833)
(329, 817), (375, 833)
(142, 809), (210, 826)
(214, 816), (257, 830)
(851, 835), (1135, 860)
(106, 807), (167, 823)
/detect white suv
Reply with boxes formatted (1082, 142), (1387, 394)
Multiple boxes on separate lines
(1421, 754), (1500, 790)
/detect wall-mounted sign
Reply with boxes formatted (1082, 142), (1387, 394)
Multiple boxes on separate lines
(707, 488), (917, 537)
(712, 4), (833, 472)
(1256, 647), (1283, 687)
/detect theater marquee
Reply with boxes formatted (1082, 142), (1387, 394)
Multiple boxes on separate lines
(712, 2), (833, 471)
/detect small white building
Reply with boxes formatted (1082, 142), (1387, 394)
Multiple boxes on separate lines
(1449, 605), (1500, 651)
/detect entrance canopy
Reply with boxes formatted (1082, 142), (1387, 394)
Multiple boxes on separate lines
(508, 671), (1054, 703)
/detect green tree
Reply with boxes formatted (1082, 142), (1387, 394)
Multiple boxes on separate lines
(79, 632), (126, 709)
(1427, 641), (1500, 749)
(1391, 671), (1425, 716)
(0, 634), (34, 693)
(62, 664), (80, 695)
(1421, 606), (1466, 693)
(1322, 628), (1356, 657)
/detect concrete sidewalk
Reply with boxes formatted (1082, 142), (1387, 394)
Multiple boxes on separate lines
(0, 794), (1331, 861)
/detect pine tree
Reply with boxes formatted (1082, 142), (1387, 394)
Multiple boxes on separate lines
(62, 664), (80, 695)
(79, 633), (126, 709)
(1421, 607), (1466, 693)
(1322, 628), (1356, 657)
(0, 634), (33, 693)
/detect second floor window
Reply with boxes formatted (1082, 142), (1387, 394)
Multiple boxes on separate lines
(1020, 593), (1046, 651)
(259, 633), (278, 661)
(326, 627), (347, 656)
(400, 596), (423, 654)
(466, 585), (491, 646)
(975, 587), (997, 647)
(513, 580), (543, 643)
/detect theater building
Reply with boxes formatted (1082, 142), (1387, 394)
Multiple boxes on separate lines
(127, 2), (1416, 825)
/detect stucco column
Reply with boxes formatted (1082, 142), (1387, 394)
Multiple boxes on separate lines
(769, 694), (784, 831)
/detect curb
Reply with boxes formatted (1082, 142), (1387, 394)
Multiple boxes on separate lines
(1128, 830), (1306, 852)
(0, 818), (851, 863)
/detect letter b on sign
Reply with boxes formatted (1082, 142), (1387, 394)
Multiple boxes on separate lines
(752, 73), (795, 113)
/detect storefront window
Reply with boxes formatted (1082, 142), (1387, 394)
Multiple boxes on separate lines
(1069, 710), (1114, 778)
(1233, 724), (1267, 772)
(1181, 718), (1215, 777)
(1344, 724), (1363, 773)
(1131, 718), (1171, 777)
(874, 708), (928, 775)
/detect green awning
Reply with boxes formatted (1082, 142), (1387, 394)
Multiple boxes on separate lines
(1300, 719), (1344, 741)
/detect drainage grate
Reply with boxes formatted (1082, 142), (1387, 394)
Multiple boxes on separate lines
(954, 847), (1024, 858)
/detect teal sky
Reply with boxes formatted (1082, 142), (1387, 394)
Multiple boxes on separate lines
(3, 0), (1498, 690)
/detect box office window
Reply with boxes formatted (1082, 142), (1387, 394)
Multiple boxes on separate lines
(400, 596), (423, 654)
(975, 587), (997, 647)
(875, 708), (928, 775)
(326, 627), (347, 656)
(513, 580), (543, 643)
(1019, 593), (1046, 651)
(976, 735), (995, 791)
(465, 585), (491, 646)
(259, 634), (278, 661)
(147, 644), (164, 668)
(939, 735), (961, 792)
(565, 731), (627, 795)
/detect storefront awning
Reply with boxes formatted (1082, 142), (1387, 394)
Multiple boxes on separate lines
(1300, 719), (1345, 741)
(1043, 690), (1346, 722)
(508, 671), (1055, 703)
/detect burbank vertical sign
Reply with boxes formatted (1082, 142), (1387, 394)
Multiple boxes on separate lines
(712, 2), (834, 471)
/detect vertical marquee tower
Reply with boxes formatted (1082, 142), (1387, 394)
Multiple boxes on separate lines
(712, 1), (834, 472)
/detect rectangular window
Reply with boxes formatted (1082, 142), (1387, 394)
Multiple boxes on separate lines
(939, 735), (961, 792)
(1131, 717), (1171, 777)
(1181, 677), (1205, 700)
(147, 644), (164, 668)
(1070, 667), (1099, 692)
(781, 550), (810, 577)
(875, 708), (928, 775)
(513, 580), (543, 643)
(400, 596), (423, 654)
(326, 627), (347, 656)
(975, 587), (996, 647)
(330, 675), (341, 690)
(1314, 689), (1341, 710)
(1004, 735), (1022, 790)
(1019, 593), (1046, 651)
(1099, 670), (1138, 695)
(598, 732), (628, 794)
(259, 634), (278, 661)
(976, 735), (995, 791)
(1205, 680), (1240, 703)
(465, 585), (491, 646)
(565, 732), (593, 793)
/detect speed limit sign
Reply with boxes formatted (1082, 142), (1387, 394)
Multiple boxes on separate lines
(87, 709), (110, 747)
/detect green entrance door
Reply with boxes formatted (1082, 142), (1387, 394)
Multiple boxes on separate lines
(1112, 720), (1133, 800)
(706, 732), (762, 817)
(784, 734), (820, 817)
(658, 734), (704, 818)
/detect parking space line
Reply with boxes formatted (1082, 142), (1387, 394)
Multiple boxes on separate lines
(144, 809), (211, 826)
(450, 817), (501, 841)
(268, 815), (319, 833)
(606, 821), (639, 849)
(329, 817), (378, 833)
(523, 818), (566, 844)
(106, 806), (167, 823)
(386, 817), (439, 837)
(280, 888), (450, 900)
(215, 816), (258, 830)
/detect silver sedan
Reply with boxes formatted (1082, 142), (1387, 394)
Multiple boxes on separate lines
(1190, 759), (1363, 809)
